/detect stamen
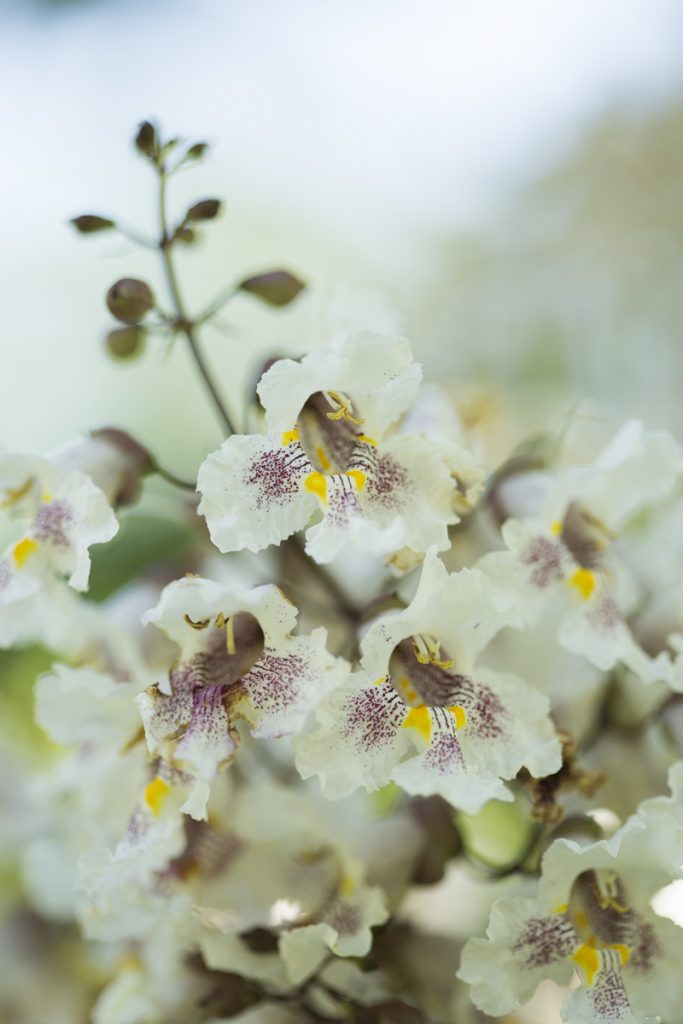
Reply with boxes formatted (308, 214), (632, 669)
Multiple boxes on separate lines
(2, 477), (35, 509)
(325, 390), (364, 425)
(225, 615), (236, 656)
(184, 614), (211, 630)
(594, 872), (628, 913)
(412, 634), (454, 670)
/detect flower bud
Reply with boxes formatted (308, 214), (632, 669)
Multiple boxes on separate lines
(186, 198), (221, 222)
(238, 269), (305, 307)
(185, 141), (209, 160)
(52, 428), (154, 508)
(106, 278), (154, 325)
(134, 120), (158, 159)
(105, 326), (146, 360)
(70, 214), (115, 234)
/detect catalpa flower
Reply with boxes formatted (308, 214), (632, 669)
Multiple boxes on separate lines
(458, 762), (683, 1024)
(0, 451), (118, 646)
(484, 421), (683, 683)
(137, 575), (344, 818)
(295, 552), (561, 813)
(197, 331), (465, 564)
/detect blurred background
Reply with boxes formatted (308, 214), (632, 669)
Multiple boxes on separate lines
(2, 0), (683, 474)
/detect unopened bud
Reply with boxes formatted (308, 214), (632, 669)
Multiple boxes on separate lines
(185, 142), (209, 160)
(106, 278), (154, 325)
(186, 198), (221, 222)
(238, 269), (305, 307)
(174, 226), (196, 245)
(134, 120), (158, 159)
(70, 214), (116, 234)
(106, 326), (146, 361)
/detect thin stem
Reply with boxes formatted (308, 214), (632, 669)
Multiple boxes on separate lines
(154, 464), (197, 491)
(196, 281), (238, 325)
(157, 166), (237, 437)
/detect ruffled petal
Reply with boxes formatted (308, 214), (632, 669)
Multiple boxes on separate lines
(197, 433), (315, 553)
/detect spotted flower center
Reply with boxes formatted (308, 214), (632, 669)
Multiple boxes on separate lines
(564, 870), (656, 984)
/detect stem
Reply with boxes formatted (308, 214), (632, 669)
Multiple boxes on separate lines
(196, 281), (238, 325)
(157, 166), (237, 437)
(154, 464), (197, 491)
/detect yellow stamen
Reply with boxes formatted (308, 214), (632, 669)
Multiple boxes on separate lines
(569, 567), (596, 601)
(12, 537), (38, 568)
(315, 445), (331, 471)
(346, 469), (366, 491)
(572, 943), (600, 986)
(340, 875), (355, 898)
(402, 705), (432, 743)
(399, 676), (418, 703)
(281, 428), (300, 446)
(325, 390), (364, 425)
(2, 477), (34, 509)
(356, 434), (378, 447)
(448, 704), (467, 729)
(184, 614), (210, 630)
(225, 615), (236, 655)
(412, 634), (454, 670)
(144, 777), (170, 817)
(305, 471), (328, 503)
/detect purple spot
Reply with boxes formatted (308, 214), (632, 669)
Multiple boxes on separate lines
(364, 453), (410, 510)
(512, 914), (576, 968)
(341, 684), (405, 752)
(33, 500), (73, 547)
(523, 536), (564, 589)
(246, 444), (309, 509)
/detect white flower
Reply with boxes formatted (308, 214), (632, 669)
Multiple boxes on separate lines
(295, 551), (561, 813)
(197, 331), (467, 564)
(483, 421), (683, 684)
(0, 451), (118, 646)
(458, 762), (683, 1024)
(138, 575), (345, 819)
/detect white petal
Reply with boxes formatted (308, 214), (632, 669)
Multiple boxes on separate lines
(197, 433), (315, 554)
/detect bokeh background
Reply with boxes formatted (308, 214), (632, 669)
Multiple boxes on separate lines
(2, 0), (683, 469)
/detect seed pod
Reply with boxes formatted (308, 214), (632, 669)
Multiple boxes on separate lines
(238, 269), (305, 307)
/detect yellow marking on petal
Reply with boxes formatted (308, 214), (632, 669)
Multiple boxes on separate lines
(554, 902), (569, 914)
(144, 777), (170, 817)
(575, 910), (588, 931)
(41, 491), (53, 503)
(12, 537), (38, 568)
(346, 469), (366, 491)
(281, 428), (300, 446)
(315, 446), (331, 472)
(398, 676), (417, 703)
(610, 943), (630, 966)
(448, 704), (467, 729)
(569, 567), (596, 601)
(372, 676), (388, 686)
(304, 471), (328, 503)
(402, 705), (432, 743)
(356, 434), (378, 447)
(572, 943), (600, 986)
(550, 520), (563, 535)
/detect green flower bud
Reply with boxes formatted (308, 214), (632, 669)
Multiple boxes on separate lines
(105, 326), (146, 361)
(106, 278), (154, 325)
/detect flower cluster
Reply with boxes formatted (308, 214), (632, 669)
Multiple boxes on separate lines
(6, 124), (683, 1024)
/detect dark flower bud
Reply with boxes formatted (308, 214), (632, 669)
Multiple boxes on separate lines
(134, 120), (158, 159)
(106, 278), (154, 325)
(70, 215), (116, 234)
(105, 326), (146, 361)
(185, 142), (209, 160)
(238, 269), (305, 307)
(186, 198), (222, 222)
